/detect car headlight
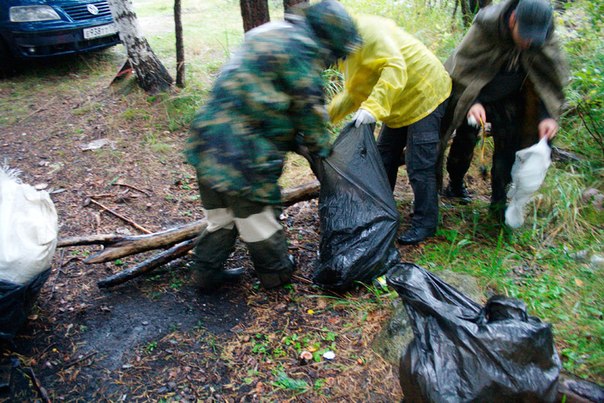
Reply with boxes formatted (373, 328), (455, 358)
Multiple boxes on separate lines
(9, 5), (61, 22)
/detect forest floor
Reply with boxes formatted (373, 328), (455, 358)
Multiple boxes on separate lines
(0, 50), (450, 402)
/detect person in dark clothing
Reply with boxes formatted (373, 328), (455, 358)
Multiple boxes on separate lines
(440, 0), (568, 217)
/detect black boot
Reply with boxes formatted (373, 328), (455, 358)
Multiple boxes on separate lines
(488, 200), (506, 224)
(397, 227), (436, 245)
(190, 227), (243, 292)
(247, 231), (296, 289)
(443, 181), (472, 204)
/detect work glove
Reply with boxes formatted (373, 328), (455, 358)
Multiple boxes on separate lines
(467, 115), (480, 128)
(352, 108), (376, 128)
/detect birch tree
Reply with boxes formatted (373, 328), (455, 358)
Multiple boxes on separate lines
(107, 0), (173, 93)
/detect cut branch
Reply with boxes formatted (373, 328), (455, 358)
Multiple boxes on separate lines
(97, 239), (196, 288)
(83, 220), (203, 264)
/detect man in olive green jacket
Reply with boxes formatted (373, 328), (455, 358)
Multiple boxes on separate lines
(440, 0), (568, 217)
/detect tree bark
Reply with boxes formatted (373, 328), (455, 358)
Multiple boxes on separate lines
(59, 180), (320, 263)
(174, 0), (185, 88)
(283, 0), (308, 13)
(107, 0), (173, 93)
(461, 0), (492, 26)
(240, 0), (270, 32)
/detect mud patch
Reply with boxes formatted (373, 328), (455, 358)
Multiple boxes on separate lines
(77, 284), (248, 371)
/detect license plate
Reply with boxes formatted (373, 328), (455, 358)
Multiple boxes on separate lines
(83, 23), (117, 40)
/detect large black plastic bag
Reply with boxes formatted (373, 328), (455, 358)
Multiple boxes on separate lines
(312, 123), (400, 290)
(387, 263), (560, 402)
(0, 268), (50, 341)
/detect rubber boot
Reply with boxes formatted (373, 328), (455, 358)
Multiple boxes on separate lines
(443, 180), (472, 204)
(247, 230), (295, 289)
(190, 227), (242, 292)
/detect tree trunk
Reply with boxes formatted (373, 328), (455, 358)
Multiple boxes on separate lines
(460, 0), (471, 26)
(462, 0), (492, 26)
(283, 0), (308, 13)
(107, 0), (173, 93)
(174, 0), (185, 88)
(240, 0), (270, 32)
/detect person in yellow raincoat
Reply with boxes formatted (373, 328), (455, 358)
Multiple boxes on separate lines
(328, 14), (451, 245)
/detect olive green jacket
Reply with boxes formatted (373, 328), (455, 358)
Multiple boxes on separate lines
(443, 0), (569, 138)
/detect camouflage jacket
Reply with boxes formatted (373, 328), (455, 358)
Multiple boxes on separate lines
(186, 19), (332, 205)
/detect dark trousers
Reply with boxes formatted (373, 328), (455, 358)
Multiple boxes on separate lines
(377, 100), (448, 230)
(446, 95), (539, 209)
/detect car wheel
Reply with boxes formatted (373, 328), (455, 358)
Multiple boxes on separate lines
(0, 40), (15, 78)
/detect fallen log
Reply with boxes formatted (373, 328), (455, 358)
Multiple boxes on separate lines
(59, 180), (320, 264)
(97, 239), (196, 288)
(83, 221), (202, 264)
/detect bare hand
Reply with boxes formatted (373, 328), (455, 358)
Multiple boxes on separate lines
(538, 118), (559, 140)
(467, 103), (487, 128)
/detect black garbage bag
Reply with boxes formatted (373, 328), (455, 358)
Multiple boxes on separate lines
(0, 357), (41, 401)
(0, 268), (51, 341)
(387, 263), (560, 403)
(312, 123), (400, 290)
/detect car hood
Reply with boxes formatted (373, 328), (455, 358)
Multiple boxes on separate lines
(6, 0), (102, 5)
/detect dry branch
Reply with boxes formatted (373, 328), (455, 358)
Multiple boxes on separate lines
(113, 181), (151, 196)
(58, 233), (128, 248)
(98, 239), (196, 288)
(88, 198), (152, 234)
(60, 180), (320, 264)
(83, 220), (202, 264)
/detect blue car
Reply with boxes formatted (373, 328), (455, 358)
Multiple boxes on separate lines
(0, 0), (121, 75)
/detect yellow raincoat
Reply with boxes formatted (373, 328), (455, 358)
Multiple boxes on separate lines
(328, 15), (452, 128)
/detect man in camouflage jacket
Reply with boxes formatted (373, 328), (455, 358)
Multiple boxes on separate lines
(185, 0), (360, 291)
(440, 0), (568, 217)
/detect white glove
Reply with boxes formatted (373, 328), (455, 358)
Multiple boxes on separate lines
(467, 115), (480, 128)
(352, 108), (376, 128)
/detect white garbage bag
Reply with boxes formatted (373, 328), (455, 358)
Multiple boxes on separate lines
(0, 166), (58, 285)
(505, 138), (552, 228)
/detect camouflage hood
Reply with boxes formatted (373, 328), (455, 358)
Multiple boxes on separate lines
(302, 0), (361, 61)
